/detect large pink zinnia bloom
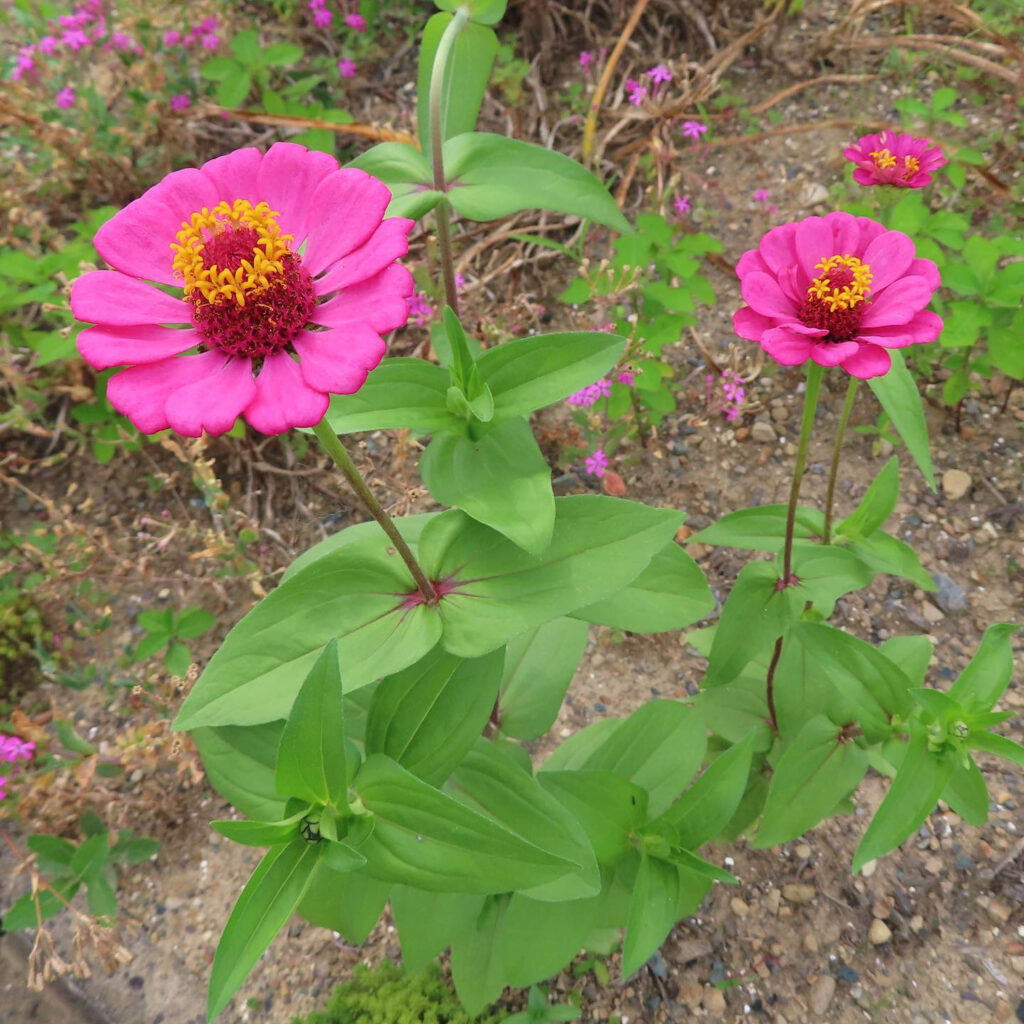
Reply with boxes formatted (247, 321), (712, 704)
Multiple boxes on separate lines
(843, 130), (947, 189)
(72, 143), (414, 436)
(733, 212), (943, 379)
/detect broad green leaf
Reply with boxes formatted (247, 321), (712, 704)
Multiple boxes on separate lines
(420, 417), (555, 554)
(704, 561), (803, 688)
(390, 887), (484, 972)
(446, 741), (600, 901)
(355, 754), (577, 892)
(3, 880), (80, 931)
(27, 835), (77, 876)
(879, 634), (933, 687)
(852, 727), (954, 872)
(539, 719), (621, 772)
(657, 733), (755, 849)
(261, 41), (303, 67)
(417, 15), (498, 158)
(444, 133), (631, 233)
(573, 541), (713, 632)
(539, 770), (647, 864)
(836, 457), (899, 539)
(348, 143), (442, 220)
(176, 607), (216, 639)
(949, 623), (1019, 711)
(692, 505), (823, 551)
(576, 700), (706, 817)
(85, 867), (118, 920)
(774, 632), (832, 738)
(70, 834), (109, 878)
(419, 497), (683, 658)
(199, 56), (239, 81)
(297, 865), (390, 942)
(667, 847), (736, 885)
(941, 757), (989, 825)
(211, 813), (305, 847)
(174, 535), (441, 730)
(754, 716), (869, 847)
(621, 854), (679, 977)
(434, 0), (507, 24)
(275, 640), (348, 807)
(969, 730), (1024, 766)
(217, 66), (252, 108)
(989, 309), (1024, 379)
(476, 331), (627, 420)
(208, 839), (323, 1020)
(841, 530), (935, 590)
(450, 896), (508, 1015)
(690, 674), (773, 752)
(229, 28), (261, 64)
(867, 350), (936, 490)
(499, 618), (588, 741)
(324, 358), (459, 435)
(791, 545), (875, 612)
(365, 644), (504, 785)
(910, 686), (963, 722)
(192, 722), (286, 822)
(321, 840), (368, 872)
(139, 608), (174, 633)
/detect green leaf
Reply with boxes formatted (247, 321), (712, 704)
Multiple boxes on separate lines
(450, 896), (508, 1015)
(261, 41), (303, 67)
(229, 29), (261, 64)
(216, 67), (252, 108)
(476, 331), (627, 420)
(3, 881), (80, 931)
(365, 644), (504, 785)
(621, 854), (679, 976)
(296, 865), (390, 942)
(867, 350), (935, 490)
(417, 16), (498, 159)
(499, 618), (588, 741)
(791, 545), (875, 612)
(208, 840), (323, 1020)
(540, 719), (622, 772)
(989, 309), (1024, 379)
(910, 686), (963, 722)
(71, 834), (109, 878)
(138, 608), (174, 633)
(841, 530), (935, 590)
(419, 497), (683, 658)
(176, 607), (216, 639)
(704, 561), (802, 687)
(348, 142), (440, 218)
(391, 887), (484, 972)
(443, 133), (631, 233)
(434, 0), (507, 24)
(420, 417), (555, 554)
(355, 754), (577, 892)
(941, 757), (989, 825)
(174, 534), (442, 730)
(836, 457), (899, 539)
(852, 727), (954, 872)
(692, 505), (823, 551)
(134, 631), (169, 661)
(211, 813), (305, 848)
(164, 641), (191, 678)
(321, 840), (368, 872)
(656, 733), (755, 849)
(84, 870), (118, 920)
(754, 716), (869, 847)
(879, 634), (933, 688)
(27, 834), (77, 876)
(969, 730), (1024, 767)
(200, 56), (240, 81)
(574, 541), (713, 632)
(109, 835), (160, 864)
(192, 723), (286, 822)
(324, 358), (460, 435)
(274, 640), (349, 807)
(949, 623), (1019, 711)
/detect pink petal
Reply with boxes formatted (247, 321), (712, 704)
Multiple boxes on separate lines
(293, 325), (386, 395)
(861, 275), (936, 327)
(304, 170), (394, 276)
(795, 217), (834, 276)
(858, 310), (943, 348)
(164, 355), (257, 437)
(825, 211), (861, 258)
(314, 217), (413, 295)
(906, 257), (940, 291)
(761, 325), (820, 365)
(740, 271), (798, 319)
(852, 168), (880, 187)
(71, 271), (191, 326)
(736, 249), (769, 278)
(733, 306), (774, 341)
(759, 222), (799, 276)
(839, 344), (891, 379)
(809, 340), (859, 366)
(257, 143), (338, 248)
(94, 168), (221, 286)
(200, 147), (262, 201)
(863, 231), (915, 292)
(311, 264), (413, 333)
(245, 353), (329, 434)
(107, 353), (218, 434)
(77, 325), (199, 369)
(855, 217), (887, 249)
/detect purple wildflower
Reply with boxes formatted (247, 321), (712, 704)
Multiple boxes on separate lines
(62, 28), (89, 50)
(625, 78), (647, 107)
(408, 292), (434, 327)
(337, 56), (357, 78)
(579, 51), (594, 69)
(346, 13), (367, 31)
(681, 120), (707, 140)
(585, 449), (609, 477)
(163, 29), (180, 46)
(617, 370), (635, 387)
(38, 35), (59, 54)
(56, 86), (75, 109)
(170, 93), (191, 111)
(753, 188), (771, 202)
(673, 194), (691, 217)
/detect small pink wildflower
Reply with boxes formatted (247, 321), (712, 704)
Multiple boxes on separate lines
(673, 194), (691, 218)
(625, 78), (647, 107)
(0, 777), (6, 802)
(753, 188), (770, 203)
(200, 17), (219, 31)
(56, 86), (75, 109)
(454, 273), (467, 292)
(408, 292), (434, 326)
(585, 449), (609, 477)
(62, 28), (89, 50)
(597, 322), (615, 332)
(345, 13), (367, 31)
(108, 31), (134, 51)
(170, 93), (191, 111)
(338, 56), (357, 78)
(163, 29), (180, 46)
(617, 370), (635, 387)
(11, 52), (35, 81)
(579, 51), (593, 69)
(719, 369), (746, 421)
(681, 120), (707, 140)
(843, 130), (947, 189)
(39, 35), (59, 54)
(200, 32), (220, 49)
(567, 378), (612, 408)
(0, 736), (35, 762)
(646, 64), (671, 92)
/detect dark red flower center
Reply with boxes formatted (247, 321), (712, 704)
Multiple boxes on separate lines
(799, 253), (873, 343)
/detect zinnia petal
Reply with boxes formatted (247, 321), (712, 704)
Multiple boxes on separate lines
(760, 325), (820, 364)
(741, 271), (798, 319)
(256, 142), (338, 246)
(313, 216), (414, 295)
(165, 354), (257, 437)
(200, 147), (262, 201)
(246, 353), (330, 434)
(107, 353), (219, 434)
(863, 231), (916, 292)
(77, 325), (199, 369)
(293, 325), (386, 395)
(312, 264), (413, 333)
(71, 271), (192, 326)
(839, 344), (891, 379)
(304, 170), (394, 276)
(733, 306), (774, 341)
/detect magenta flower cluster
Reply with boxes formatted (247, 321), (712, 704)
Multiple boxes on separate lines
(716, 369), (747, 421)
(567, 371), (633, 409)
(163, 16), (221, 51)
(309, 1), (367, 33)
(0, 735), (36, 802)
(585, 449), (609, 477)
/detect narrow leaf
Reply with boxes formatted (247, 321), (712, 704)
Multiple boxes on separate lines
(949, 622), (1019, 711)
(867, 350), (936, 490)
(622, 854), (679, 977)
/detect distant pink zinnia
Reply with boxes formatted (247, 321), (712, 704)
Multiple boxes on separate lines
(71, 143), (414, 436)
(843, 131), (947, 189)
(733, 212), (942, 379)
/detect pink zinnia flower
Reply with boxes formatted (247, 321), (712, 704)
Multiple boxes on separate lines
(585, 449), (609, 477)
(345, 13), (367, 31)
(733, 211), (943, 379)
(681, 120), (706, 140)
(170, 93), (191, 111)
(338, 56), (357, 78)
(843, 130), (947, 189)
(71, 143), (414, 436)
(56, 86), (75, 109)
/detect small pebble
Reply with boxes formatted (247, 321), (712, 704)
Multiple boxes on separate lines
(809, 976), (836, 1015)
(781, 883), (816, 905)
(868, 918), (892, 945)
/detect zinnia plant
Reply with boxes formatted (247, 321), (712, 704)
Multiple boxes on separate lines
(72, 143), (414, 437)
(843, 130), (947, 189)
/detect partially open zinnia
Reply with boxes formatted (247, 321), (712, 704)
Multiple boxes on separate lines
(843, 130), (947, 189)
(72, 143), (414, 436)
(733, 212), (942, 379)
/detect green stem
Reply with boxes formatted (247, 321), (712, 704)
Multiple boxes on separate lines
(312, 420), (437, 604)
(428, 9), (468, 315)
(822, 377), (859, 545)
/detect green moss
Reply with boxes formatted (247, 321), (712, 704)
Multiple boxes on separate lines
(293, 961), (500, 1024)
